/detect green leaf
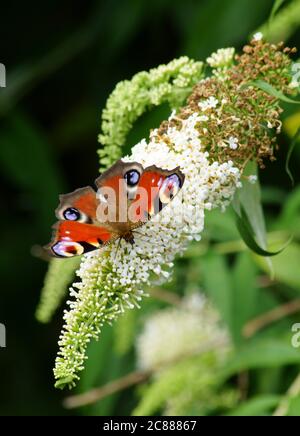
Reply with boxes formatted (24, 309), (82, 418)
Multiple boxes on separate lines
(222, 339), (300, 378)
(182, 0), (271, 59)
(268, 0), (286, 27)
(277, 186), (300, 237)
(256, 367), (284, 395)
(114, 309), (137, 355)
(201, 252), (233, 335)
(204, 207), (240, 242)
(226, 395), (281, 416)
(232, 252), (259, 345)
(286, 395), (300, 416)
(235, 206), (289, 257)
(255, 243), (300, 291)
(233, 163), (268, 250)
(233, 163), (288, 259)
(247, 80), (300, 104)
(286, 127), (300, 186)
(257, 0), (300, 43)
(36, 257), (81, 323)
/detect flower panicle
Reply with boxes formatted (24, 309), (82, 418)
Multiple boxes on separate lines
(136, 292), (230, 371)
(53, 37), (297, 389)
(133, 292), (233, 416)
(98, 56), (204, 170)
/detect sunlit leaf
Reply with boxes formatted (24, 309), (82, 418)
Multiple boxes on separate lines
(283, 111), (300, 138)
(235, 206), (289, 257)
(233, 163), (268, 251)
(268, 0), (286, 26)
(286, 395), (300, 416)
(232, 163), (287, 270)
(255, 243), (300, 291)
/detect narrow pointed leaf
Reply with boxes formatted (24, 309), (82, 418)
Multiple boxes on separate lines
(247, 80), (300, 104)
(285, 127), (300, 186)
(235, 207), (290, 257)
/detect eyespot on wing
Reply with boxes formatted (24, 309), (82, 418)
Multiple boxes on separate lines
(45, 221), (116, 257)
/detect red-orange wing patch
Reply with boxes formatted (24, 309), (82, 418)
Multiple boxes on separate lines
(130, 165), (185, 222)
(55, 186), (98, 223)
(95, 160), (185, 226)
(46, 221), (116, 257)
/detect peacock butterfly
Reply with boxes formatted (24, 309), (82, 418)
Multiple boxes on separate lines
(45, 159), (185, 257)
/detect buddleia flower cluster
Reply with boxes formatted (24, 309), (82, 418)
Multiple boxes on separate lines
(98, 56), (204, 170)
(136, 292), (230, 371)
(134, 293), (235, 416)
(39, 37), (297, 389)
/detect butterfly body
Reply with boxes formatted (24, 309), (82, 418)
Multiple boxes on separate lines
(46, 160), (185, 257)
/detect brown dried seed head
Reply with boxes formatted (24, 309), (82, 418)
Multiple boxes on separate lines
(156, 40), (295, 171)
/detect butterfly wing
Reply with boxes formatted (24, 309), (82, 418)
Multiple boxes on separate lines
(55, 187), (99, 224)
(46, 220), (117, 257)
(46, 186), (118, 257)
(95, 160), (144, 228)
(134, 165), (185, 221)
(46, 160), (185, 258)
(95, 160), (185, 229)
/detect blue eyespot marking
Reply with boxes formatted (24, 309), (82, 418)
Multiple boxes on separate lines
(51, 241), (83, 257)
(124, 170), (140, 187)
(63, 207), (81, 221)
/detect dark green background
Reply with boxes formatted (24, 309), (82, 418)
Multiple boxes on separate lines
(0, 0), (299, 416)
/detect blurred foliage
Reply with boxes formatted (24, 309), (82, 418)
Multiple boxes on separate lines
(258, 0), (300, 42)
(36, 257), (81, 324)
(1, 0), (300, 416)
